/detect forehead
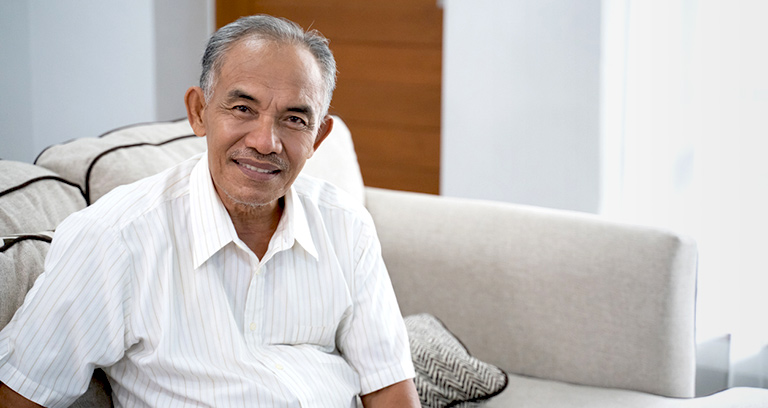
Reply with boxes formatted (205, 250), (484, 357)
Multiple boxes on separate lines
(214, 39), (324, 105)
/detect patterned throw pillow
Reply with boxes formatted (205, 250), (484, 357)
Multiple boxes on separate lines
(405, 314), (508, 408)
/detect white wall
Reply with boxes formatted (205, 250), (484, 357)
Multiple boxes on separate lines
(28, 0), (156, 158)
(0, 0), (212, 163)
(0, 1), (34, 162)
(154, 0), (214, 121)
(441, 0), (602, 213)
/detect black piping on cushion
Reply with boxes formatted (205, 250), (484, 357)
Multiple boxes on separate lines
(34, 138), (79, 165)
(95, 117), (187, 139)
(83, 134), (198, 205)
(33, 118), (189, 164)
(0, 234), (53, 253)
(0, 176), (86, 202)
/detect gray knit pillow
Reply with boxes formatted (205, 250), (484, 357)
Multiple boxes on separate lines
(405, 314), (508, 408)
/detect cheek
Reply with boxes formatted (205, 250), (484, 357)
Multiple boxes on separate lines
(288, 137), (317, 161)
(205, 123), (243, 155)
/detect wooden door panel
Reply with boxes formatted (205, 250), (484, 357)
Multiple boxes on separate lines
(216, 0), (442, 194)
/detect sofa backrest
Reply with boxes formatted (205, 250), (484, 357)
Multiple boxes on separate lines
(0, 160), (87, 235)
(0, 161), (88, 329)
(35, 116), (364, 205)
(366, 187), (698, 398)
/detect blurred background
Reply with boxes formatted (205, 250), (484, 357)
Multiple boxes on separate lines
(1, 0), (765, 396)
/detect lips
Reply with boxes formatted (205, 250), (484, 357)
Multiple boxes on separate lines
(237, 160), (278, 173)
(233, 158), (282, 179)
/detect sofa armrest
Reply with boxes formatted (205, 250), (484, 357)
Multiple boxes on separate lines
(365, 187), (697, 398)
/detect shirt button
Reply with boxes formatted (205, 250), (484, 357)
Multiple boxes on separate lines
(249, 322), (257, 331)
(275, 363), (284, 370)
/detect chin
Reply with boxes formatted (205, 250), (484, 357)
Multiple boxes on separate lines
(222, 186), (280, 208)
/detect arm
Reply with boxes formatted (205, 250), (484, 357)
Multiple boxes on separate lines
(360, 379), (420, 408)
(0, 213), (131, 406)
(0, 382), (44, 408)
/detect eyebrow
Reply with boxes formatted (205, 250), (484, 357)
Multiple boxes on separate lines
(226, 89), (256, 102)
(287, 105), (314, 119)
(225, 89), (317, 123)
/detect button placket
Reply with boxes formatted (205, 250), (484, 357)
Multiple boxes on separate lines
(244, 260), (265, 345)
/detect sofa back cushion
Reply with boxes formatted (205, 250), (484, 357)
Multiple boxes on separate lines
(35, 120), (206, 204)
(0, 231), (53, 329)
(35, 116), (364, 205)
(300, 117), (365, 204)
(0, 160), (87, 235)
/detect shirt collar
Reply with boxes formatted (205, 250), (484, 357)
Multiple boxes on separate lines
(190, 152), (238, 269)
(189, 153), (318, 269)
(280, 180), (319, 260)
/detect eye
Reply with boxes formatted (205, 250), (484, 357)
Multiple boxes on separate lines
(286, 115), (309, 128)
(232, 105), (249, 113)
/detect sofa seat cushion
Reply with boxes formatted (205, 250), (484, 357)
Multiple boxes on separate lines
(485, 373), (768, 408)
(0, 160), (86, 235)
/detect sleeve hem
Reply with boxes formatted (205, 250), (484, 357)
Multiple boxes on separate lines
(0, 363), (74, 408)
(359, 364), (416, 395)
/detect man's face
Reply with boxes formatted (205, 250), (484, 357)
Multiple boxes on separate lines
(195, 39), (330, 213)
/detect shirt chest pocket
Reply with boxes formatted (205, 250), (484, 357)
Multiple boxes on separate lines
(277, 324), (337, 351)
(260, 271), (354, 351)
(263, 308), (348, 352)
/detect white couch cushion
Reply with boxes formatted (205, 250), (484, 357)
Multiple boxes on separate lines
(35, 119), (206, 204)
(0, 160), (86, 235)
(0, 231), (53, 329)
(486, 374), (768, 408)
(302, 116), (365, 204)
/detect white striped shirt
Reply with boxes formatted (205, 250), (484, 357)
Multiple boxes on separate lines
(0, 153), (414, 408)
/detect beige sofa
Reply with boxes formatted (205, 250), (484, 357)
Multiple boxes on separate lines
(1, 117), (767, 407)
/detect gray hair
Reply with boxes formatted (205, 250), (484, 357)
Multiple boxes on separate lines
(200, 15), (337, 116)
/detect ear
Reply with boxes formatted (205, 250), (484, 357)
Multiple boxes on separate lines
(185, 86), (207, 137)
(312, 115), (334, 153)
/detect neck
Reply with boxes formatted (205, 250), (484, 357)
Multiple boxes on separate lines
(226, 197), (285, 259)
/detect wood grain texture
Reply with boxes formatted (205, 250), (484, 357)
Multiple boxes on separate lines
(217, 0), (442, 193)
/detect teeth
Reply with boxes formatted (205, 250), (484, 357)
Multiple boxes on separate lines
(241, 162), (276, 174)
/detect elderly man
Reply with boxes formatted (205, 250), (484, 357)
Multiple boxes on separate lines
(0, 15), (419, 407)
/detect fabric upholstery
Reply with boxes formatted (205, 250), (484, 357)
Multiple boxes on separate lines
(301, 116), (365, 205)
(35, 116), (365, 206)
(485, 373), (768, 408)
(35, 119), (206, 204)
(365, 187), (699, 398)
(0, 232), (53, 329)
(0, 160), (86, 235)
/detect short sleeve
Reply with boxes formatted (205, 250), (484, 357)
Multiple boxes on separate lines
(337, 222), (415, 395)
(0, 211), (132, 408)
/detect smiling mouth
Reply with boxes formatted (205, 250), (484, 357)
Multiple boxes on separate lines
(233, 159), (281, 175)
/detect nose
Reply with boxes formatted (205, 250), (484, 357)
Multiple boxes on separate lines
(244, 116), (282, 155)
